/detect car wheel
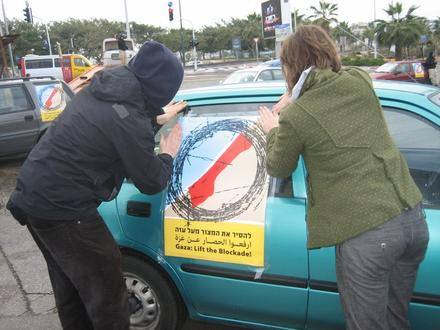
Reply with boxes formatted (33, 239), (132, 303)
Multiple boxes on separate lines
(123, 255), (185, 330)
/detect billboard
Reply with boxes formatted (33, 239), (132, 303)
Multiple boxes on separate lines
(261, 0), (282, 39)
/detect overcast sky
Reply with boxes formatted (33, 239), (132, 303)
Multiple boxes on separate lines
(3, 0), (439, 30)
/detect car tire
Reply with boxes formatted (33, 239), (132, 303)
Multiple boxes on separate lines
(122, 254), (185, 330)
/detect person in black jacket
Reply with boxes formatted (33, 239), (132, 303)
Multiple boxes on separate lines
(7, 41), (185, 330)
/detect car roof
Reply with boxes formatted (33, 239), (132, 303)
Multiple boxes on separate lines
(177, 81), (286, 102)
(372, 79), (438, 96)
(0, 76), (61, 85)
(177, 80), (440, 117)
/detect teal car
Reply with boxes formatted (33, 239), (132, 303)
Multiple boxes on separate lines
(99, 80), (440, 330)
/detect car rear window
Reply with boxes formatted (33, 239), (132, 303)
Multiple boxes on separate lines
(0, 85), (31, 113)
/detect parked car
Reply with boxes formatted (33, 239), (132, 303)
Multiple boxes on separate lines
(221, 67), (283, 84)
(99, 80), (440, 330)
(259, 58), (281, 67)
(370, 60), (429, 83)
(0, 76), (74, 159)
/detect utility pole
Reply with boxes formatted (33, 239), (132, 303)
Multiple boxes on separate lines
(123, 0), (130, 39)
(1, 0), (15, 76)
(178, 0), (185, 66)
(373, 0), (377, 59)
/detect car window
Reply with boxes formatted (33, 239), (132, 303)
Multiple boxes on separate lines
(33, 82), (72, 121)
(272, 69), (284, 80)
(0, 85), (31, 113)
(383, 108), (440, 208)
(223, 71), (258, 84)
(74, 58), (86, 67)
(25, 59), (53, 69)
(397, 63), (410, 73)
(256, 70), (273, 81)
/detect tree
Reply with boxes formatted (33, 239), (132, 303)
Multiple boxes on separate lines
(431, 17), (440, 45)
(375, 2), (425, 60)
(362, 22), (376, 49)
(9, 19), (47, 57)
(291, 9), (311, 31)
(308, 1), (338, 31)
(332, 21), (354, 53)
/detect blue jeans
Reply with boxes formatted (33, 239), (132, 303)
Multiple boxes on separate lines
(336, 204), (429, 330)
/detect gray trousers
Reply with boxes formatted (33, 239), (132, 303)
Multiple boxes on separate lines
(336, 204), (429, 330)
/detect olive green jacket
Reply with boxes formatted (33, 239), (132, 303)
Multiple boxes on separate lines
(266, 67), (422, 249)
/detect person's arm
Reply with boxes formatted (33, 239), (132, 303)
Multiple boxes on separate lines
(111, 113), (180, 195)
(262, 105), (304, 178)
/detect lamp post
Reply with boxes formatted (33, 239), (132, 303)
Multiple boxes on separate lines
(254, 37), (259, 62)
(182, 18), (197, 71)
(1, 0), (15, 76)
(373, 0), (377, 59)
(123, 0), (130, 39)
(178, 0), (185, 66)
(33, 15), (52, 56)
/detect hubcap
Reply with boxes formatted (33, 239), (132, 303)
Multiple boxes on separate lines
(124, 273), (160, 329)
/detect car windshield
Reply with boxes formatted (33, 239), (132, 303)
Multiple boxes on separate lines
(223, 71), (258, 84)
(375, 62), (399, 73)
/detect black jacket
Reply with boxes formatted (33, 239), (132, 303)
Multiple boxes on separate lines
(9, 66), (173, 220)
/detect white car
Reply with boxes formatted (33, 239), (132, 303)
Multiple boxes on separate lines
(221, 67), (283, 84)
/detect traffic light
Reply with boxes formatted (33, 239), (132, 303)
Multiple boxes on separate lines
(168, 1), (173, 21)
(23, 7), (31, 23)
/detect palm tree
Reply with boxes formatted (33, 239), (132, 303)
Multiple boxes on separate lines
(332, 21), (353, 53)
(308, 1), (338, 31)
(362, 22), (376, 49)
(375, 2), (425, 60)
(291, 9), (311, 31)
(433, 17), (440, 43)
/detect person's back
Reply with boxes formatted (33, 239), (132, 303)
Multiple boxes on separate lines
(11, 65), (172, 220)
(278, 67), (422, 248)
(258, 25), (428, 330)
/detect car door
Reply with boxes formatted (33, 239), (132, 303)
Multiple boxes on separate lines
(116, 99), (309, 329)
(0, 83), (38, 157)
(306, 101), (440, 330)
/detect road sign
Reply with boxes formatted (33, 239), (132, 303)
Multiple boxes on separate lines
(232, 37), (241, 50)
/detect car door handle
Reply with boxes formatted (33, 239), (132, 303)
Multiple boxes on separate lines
(127, 201), (151, 218)
(24, 115), (34, 121)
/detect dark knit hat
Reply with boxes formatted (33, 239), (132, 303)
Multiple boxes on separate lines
(127, 41), (184, 108)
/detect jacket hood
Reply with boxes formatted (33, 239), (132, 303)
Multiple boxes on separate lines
(127, 41), (184, 108)
(89, 66), (145, 106)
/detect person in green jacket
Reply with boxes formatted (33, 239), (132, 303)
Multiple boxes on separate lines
(258, 25), (429, 330)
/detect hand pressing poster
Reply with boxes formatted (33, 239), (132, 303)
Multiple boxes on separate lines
(164, 115), (268, 266)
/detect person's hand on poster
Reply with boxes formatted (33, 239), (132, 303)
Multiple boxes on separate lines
(156, 100), (188, 125)
(272, 92), (291, 114)
(258, 106), (279, 134)
(160, 124), (182, 158)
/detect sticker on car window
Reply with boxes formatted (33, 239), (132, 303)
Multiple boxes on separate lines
(412, 63), (425, 78)
(164, 116), (268, 267)
(35, 84), (67, 122)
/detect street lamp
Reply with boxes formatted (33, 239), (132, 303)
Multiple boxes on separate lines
(182, 18), (197, 71)
(254, 37), (259, 62)
(32, 15), (52, 56)
(123, 0), (131, 39)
